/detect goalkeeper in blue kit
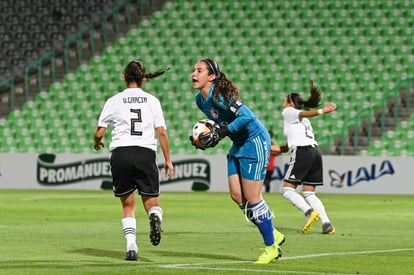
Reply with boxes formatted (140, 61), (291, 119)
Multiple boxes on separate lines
(189, 59), (287, 264)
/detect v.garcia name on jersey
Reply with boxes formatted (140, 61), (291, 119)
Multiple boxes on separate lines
(123, 97), (147, 103)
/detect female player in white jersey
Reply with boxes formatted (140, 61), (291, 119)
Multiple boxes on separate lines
(94, 60), (174, 261)
(190, 59), (285, 264)
(279, 81), (336, 235)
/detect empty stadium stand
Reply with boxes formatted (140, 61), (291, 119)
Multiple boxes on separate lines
(0, 0), (413, 156)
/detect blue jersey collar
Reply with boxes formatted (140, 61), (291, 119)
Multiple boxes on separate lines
(199, 83), (215, 101)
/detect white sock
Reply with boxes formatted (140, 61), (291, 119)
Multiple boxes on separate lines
(122, 217), (137, 251)
(303, 191), (330, 224)
(281, 187), (312, 214)
(148, 206), (163, 222)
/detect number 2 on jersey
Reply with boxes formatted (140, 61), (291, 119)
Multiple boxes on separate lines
(130, 108), (142, 136)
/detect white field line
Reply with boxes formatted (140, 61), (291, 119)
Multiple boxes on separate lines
(162, 266), (360, 275)
(157, 248), (414, 274)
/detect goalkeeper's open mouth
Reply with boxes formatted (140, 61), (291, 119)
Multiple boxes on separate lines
(191, 77), (200, 88)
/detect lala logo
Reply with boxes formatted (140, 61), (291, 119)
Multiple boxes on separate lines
(329, 160), (395, 188)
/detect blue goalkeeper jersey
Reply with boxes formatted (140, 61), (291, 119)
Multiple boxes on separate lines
(195, 84), (267, 146)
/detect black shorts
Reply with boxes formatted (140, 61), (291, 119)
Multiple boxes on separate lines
(284, 145), (323, 186)
(110, 146), (160, 197)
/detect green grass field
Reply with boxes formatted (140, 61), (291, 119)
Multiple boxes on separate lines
(0, 189), (413, 275)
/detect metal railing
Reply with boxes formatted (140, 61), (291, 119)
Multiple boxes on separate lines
(0, 78), (15, 112)
(2, 0), (162, 113)
(102, 0), (133, 47)
(64, 24), (95, 74)
(338, 77), (413, 155)
(101, 0), (164, 47)
(380, 78), (413, 132)
(24, 51), (56, 101)
(340, 107), (373, 155)
(318, 135), (332, 155)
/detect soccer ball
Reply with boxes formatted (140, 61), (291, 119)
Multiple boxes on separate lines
(191, 119), (220, 149)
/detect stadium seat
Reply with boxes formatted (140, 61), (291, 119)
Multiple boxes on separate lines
(1, 0), (413, 155)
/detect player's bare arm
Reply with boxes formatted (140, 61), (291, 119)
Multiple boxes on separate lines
(156, 126), (174, 179)
(93, 126), (106, 150)
(299, 102), (338, 119)
(271, 143), (289, 154)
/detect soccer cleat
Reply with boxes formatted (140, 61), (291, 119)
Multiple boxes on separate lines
(302, 209), (320, 233)
(273, 229), (285, 246)
(254, 244), (282, 264)
(125, 250), (137, 261)
(149, 213), (162, 246)
(321, 222), (336, 235)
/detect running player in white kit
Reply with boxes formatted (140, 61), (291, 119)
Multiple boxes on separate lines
(279, 81), (337, 235)
(94, 60), (174, 261)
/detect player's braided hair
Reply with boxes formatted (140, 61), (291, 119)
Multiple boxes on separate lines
(201, 59), (240, 103)
(124, 60), (170, 86)
(287, 80), (321, 110)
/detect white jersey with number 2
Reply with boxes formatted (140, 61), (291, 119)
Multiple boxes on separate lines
(282, 106), (318, 148)
(97, 87), (166, 151)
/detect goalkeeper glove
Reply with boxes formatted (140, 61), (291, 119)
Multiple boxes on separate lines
(202, 123), (221, 147)
(217, 125), (230, 139)
(189, 135), (205, 150)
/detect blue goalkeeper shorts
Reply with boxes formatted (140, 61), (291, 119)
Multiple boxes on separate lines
(227, 129), (270, 181)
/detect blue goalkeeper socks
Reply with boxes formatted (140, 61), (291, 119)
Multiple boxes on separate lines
(247, 200), (275, 246)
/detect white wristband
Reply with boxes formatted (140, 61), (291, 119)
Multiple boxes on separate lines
(317, 109), (323, 115)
